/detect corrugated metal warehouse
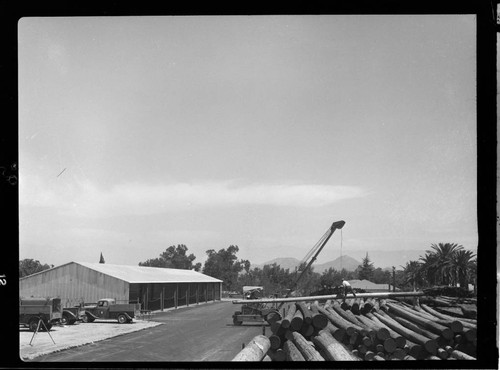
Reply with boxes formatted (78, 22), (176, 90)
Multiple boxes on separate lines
(19, 262), (223, 311)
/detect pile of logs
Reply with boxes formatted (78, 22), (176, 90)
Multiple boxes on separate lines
(232, 297), (477, 362)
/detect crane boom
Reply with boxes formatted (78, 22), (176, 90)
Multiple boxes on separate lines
(279, 220), (345, 308)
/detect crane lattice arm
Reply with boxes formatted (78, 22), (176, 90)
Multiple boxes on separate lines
(279, 220), (345, 308)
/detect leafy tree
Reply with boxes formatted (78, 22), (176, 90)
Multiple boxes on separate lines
(372, 268), (391, 284)
(357, 252), (375, 281)
(19, 259), (53, 278)
(139, 244), (201, 271)
(319, 267), (339, 291)
(401, 260), (423, 290)
(292, 262), (321, 296)
(203, 245), (249, 291)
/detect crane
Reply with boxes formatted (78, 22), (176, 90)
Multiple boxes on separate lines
(232, 220), (345, 326)
(277, 220), (345, 310)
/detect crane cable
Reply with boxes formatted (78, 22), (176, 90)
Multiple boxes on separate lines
(340, 228), (343, 271)
(299, 226), (331, 267)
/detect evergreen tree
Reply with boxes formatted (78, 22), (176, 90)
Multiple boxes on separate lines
(99, 252), (105, 264)
(357, 252), (375, 281)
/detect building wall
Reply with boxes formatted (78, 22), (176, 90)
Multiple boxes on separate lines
(20, 263), (129, 307)
(129, 282), (222, 311)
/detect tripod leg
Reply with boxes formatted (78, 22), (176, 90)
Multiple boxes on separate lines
(29, 319), (42, 346)
(40, 319), (56, 345)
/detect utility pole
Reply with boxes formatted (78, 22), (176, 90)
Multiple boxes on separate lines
(392, 266), (396, 292)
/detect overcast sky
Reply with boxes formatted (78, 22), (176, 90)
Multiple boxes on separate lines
(18, 15), (477, 268)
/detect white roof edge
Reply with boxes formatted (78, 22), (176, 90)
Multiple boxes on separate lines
(75, 261), (223, 283)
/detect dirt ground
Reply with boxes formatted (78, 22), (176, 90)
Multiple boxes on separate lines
(20, 319), (162, 361)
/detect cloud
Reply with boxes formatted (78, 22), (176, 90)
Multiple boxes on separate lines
(20, 176), (368, 218)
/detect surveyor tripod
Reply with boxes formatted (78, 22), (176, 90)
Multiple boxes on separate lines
(29, 317), (56, 346)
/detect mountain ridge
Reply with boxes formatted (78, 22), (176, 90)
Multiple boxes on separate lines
(251, 255), (362, 272)
(249, 248), (453, 271)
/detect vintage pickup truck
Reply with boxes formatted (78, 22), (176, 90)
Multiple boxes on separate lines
(81, 298), (140, 324)
(61, 306), (85, 325)
(19, 297), (62, 331)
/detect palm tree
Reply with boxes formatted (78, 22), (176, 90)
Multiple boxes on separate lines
(451, 249), (476, 289)
(428, 243), (464, 285)
(419, 252), (439, 286)
(401, 260), (423, 290)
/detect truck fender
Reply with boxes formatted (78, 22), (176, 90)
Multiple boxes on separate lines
(84, 310), (99, 319)
(123, 312), (133, 321)
(64, 310), (77, 319)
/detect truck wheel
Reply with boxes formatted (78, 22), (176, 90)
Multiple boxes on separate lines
(117, 314), (128, 324)
(82, 314), (94, 323)
(28, 318), (40, 332)
(233, 311), (242, 326)
(61, 314), (69, 325)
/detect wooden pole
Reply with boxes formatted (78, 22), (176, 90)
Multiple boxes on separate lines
(285, 331), (325, 361)
(282, 303), (296, 329)
(266, 348), (286, 361)
(372, 311), (438, 355)
(365, 312), (407, 348)
(283, 340), (305, 361)
(324, 321), (346, 343)
(312, 330), (360, 361)
(316, 304), (359, 337)
(386, 303), (453, 340)
(328, 303), (370, 337)
(291, 307), (304, 331)
(450, 350), (476, 360)
(309, 303), (328, 330)
(410, 304), (463, 333)
(296, 302), (313, 325)
(232, 335), (271, 361)
(356, 314), (390, 341)
(231, 291), (425, 305)
(385, 311), (440, 340)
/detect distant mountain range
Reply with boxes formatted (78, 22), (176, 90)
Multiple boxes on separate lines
(250, 248), (456, 271)
(251, 255), (362, 272)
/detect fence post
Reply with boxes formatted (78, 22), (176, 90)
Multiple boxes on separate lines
(187, 285), (189, 307)
(160, 288), (164, 312)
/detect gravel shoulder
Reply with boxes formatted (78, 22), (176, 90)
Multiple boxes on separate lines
(20, 319), (162, 361)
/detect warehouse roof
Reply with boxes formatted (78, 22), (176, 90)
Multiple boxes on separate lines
(19, 261), (223, 284)
(348, 279), (391, 291)
(76, 262), (223, 284)
(75, 262), (222, 283)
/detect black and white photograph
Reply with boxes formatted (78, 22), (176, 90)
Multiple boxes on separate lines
(3, 6), (496, 367)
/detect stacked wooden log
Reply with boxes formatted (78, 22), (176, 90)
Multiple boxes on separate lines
(232, 297), (477, 362)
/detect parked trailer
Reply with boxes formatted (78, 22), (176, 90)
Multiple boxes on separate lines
(19, 297), (62, 332)
(81, 298), (141, 324)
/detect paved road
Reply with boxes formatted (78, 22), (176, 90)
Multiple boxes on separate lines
(32, 300), (267, 362)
